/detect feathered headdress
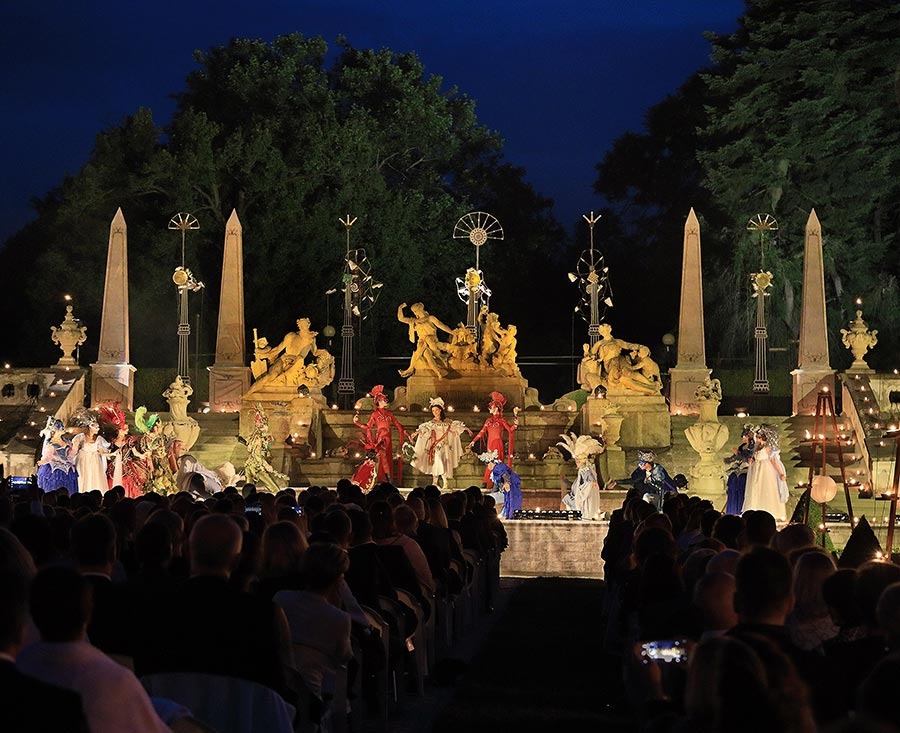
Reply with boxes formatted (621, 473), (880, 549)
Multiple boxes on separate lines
(370, 385), (387, 405)
(477, 449), (500, 465)
(757, 424), (780, 447)
(134, 406), (159, 434)
(39, 416), (64, 441)
(488, 392), (506, 411)
(68, 407), (97, 428)
(429, 396), (445, 408)
(638, 450), (656, 465)
(557, 433), (604, 461)
(97, 402), (127, 432)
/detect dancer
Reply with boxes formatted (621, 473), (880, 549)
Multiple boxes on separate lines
(353, 385), (407, 483)
(175, 454), (224, 496)
(134, 407), (178, 495)
(243, 403), (289, 492)
(742, 424), (788, 520)
(724, 424), (755, 515)
(98, 403), (149, 498)
(36, 418), (78, 494)
(409, 397), (471, 488)
(558, 433), (604, 519)
(467, 391), (518, 488)
(480, 450), (522, 520)
(72, 418), (110, 493)
(637, 450), (677, 512)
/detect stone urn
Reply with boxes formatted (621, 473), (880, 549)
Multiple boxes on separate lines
(162, 376), (200, 452)
(841, 310), (877, 371)
(50, 305), (87, 367)
(684, 379), (729, 503)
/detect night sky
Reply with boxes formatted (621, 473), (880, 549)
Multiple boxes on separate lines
(0, 0), (744, 246)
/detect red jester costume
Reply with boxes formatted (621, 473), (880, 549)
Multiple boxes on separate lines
(353, 385), (407, 483)
(467, 391), (517, 488)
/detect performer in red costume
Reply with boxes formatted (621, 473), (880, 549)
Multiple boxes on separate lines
(467, 391), (518, 488)
(353, 385), (407, 484)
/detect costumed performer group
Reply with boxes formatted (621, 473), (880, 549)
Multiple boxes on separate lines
(739, 424), (788, 520)
(467, 391), (517, 488)
(558, 432), (604, 520)
(409, 397), (472, 488)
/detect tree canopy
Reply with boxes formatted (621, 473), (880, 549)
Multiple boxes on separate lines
(1, 34), (567, 390)
(595, 0), (900, 370)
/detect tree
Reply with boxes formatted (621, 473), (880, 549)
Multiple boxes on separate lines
(699, 0), (900, 366)
(0, 34), (566, 393)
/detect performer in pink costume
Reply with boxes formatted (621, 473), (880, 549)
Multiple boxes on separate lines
(467, 392), (518, 488)
(354, 385), (407, 484)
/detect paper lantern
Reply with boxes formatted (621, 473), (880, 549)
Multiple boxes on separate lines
(811, 474), (838, 503)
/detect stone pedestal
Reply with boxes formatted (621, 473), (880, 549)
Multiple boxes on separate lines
(668, 367), (712, 416)
(604, 392), (671, 448)
(90, 363), (136, 408)
(791, 368), (835, 416)
(241, 386), (327, 443)
(208, 366), (250, 413)
(404, 371), (528, 410)
(684, 400), (729, 504)
(582, 398), (627, 481)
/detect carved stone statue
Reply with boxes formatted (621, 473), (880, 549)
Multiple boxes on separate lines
(51, 305), (87, 367)
(248, 318), (335, 390)
(162, 375), (200, 451)
(494, 324), (520, 377)
(578, 323), (662, 396)
(841, 310), (878, 371)
(446, 323), (478, 370)
(397, 302), (453, 378)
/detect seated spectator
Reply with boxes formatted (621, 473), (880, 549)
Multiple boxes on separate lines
(17, 566), (168, 733)
(0, 571), (90, 733)
(255, 520), (308, 599)
(711, 514), (745, 550)
(823, 568), (865, 645)
(371, 502), (435, 596)
(787, 549), (838, 651)
(706, 549), (741, 577)
(743, 509), (777, 547)
(274, 543), (352, 700)
(693, 571), (738, 640)
(134, 513), (292, 700)
(772, 523), (816, 557)
(71, 513), (135, 656)
(408, 496), (452, 585)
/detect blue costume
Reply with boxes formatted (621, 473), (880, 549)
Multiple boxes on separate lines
(637, 451), (676, 512)
(489, 462), (522, 519)
(724, 429), (755, 515)
(36, 419), (78, 494)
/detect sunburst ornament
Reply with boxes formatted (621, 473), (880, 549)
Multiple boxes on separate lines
(746, 213), (779, 233)
(454, 211), (503, 272)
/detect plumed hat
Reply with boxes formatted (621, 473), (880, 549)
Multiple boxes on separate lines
(557, 432), (604, 461)
(429, 396), (445, 408)
(488, 392), (506, 411)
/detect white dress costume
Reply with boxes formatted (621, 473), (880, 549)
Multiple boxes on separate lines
(562, 463), (601, 519)
(742, 445), (788, 519)
(73, 433), (110, 493)
(411, 418), (468, 481)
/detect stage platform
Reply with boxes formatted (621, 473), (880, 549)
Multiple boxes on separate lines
(500, 519), (609, 579)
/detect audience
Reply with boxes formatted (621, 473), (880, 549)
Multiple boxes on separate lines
(17, 566), (168, 733)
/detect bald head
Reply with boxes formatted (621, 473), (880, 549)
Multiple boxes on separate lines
(694, 571), (738, 633)
(189, 514), (243, 577)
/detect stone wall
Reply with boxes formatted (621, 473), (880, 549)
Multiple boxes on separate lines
(501, 520), (608, 579)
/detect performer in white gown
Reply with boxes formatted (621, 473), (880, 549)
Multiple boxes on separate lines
(742, 425), (788, 520)
(558, 432), (604, 520)
(409, 397), (471, 488)
(72, 420), (111, 493)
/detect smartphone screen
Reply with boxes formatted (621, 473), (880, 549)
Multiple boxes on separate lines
(293, 506), (304, 516)
(640, 640), (688, 664)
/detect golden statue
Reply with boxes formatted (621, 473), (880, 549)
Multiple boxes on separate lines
(397, 302), (453, 378)
(579, 323), (661, 396)
(249, 318), (335, 390)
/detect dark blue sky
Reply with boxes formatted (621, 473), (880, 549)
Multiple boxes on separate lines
(0, 0), (744, 244)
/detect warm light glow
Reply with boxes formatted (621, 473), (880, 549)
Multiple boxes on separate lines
(399, 406), (406, 411)
(310, 452), (316, 458)
(447, 405), (455, 412)
(49, 392), (56, 398)
(354, 452), (361, 458)
(736, 411), (747, 418)
(331, 404), (338, 410)
(876, 551), (884, 560)
(856, 297), (863, 306)
(473, 405), (480, 412)
(354, 403), (361, 410)
(64, 294), (72, 301)
(528, 453), (536, 460)
(3, 363), (9, 369)
(539, 405), (545, 411)
(822, 386), (830, 393)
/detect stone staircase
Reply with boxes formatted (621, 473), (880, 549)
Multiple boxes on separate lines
(185, 413), (247, 470)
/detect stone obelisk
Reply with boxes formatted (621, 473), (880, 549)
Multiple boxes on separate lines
(208, 209), (250, 412)
(791, 209), (834, 414)
(91, 208), (136, 409)
(669, 208), (711, 415)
